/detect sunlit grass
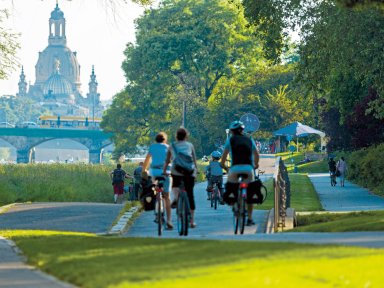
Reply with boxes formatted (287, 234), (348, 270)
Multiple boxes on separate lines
(0, 163), (138, 206)
(1, 230), (384, 288)
(256, 174), (322, 211)
(292, 211), (384, 232)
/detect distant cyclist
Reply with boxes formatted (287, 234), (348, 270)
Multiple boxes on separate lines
(142, 132), (173, 230)
(328, 157), (337, 185)
(220, 120), (260, 226)
(110, 164), (132, 204)
(206, 151), (224, 203)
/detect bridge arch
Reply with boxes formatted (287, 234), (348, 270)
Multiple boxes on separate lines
(0, 128), (113, 164)
(32, 138), (89, 163)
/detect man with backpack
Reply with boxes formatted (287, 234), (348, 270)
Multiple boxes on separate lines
(110, 164), (132, 204)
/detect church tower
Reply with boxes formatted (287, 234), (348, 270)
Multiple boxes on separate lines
(49, 2), (67, 46)
(17, 66), (28, 97)
(87, 66), (101, 117)
(33, 2), (81, 95)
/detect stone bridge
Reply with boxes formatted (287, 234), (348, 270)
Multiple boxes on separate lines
(0, 128), (113, 164)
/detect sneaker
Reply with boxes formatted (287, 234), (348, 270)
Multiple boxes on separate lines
(190, 222), (197, 228)
(246, 219), (255, 226)
(166, 222), (174, 230)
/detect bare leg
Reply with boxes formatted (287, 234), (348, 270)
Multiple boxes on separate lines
(190, 209), (195, 226)
(164, 193), (171, 223)
(247, 203), (253, 220)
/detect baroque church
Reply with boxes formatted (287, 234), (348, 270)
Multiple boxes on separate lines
(16, 3), (103, 117)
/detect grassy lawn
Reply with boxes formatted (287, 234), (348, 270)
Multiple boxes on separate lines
(256, 173), (322, 211)
(2, 230), (384, 288)
(287, 160), (328, 174)
(292, 211), (384, 232)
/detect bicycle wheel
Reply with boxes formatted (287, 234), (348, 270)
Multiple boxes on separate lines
(157, 195), (163, 236)
(210, 189), (214, 208)
(182, 194), (189, 236)
(239, 189), (246, 234)
(214, 185), (218, 210)
(233, 202), (239, 234)
(177, 195), (184, 236)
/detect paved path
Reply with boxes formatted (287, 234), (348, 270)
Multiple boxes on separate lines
(124, 181), (269, 238)
(308, 173), (384, 211)
(0, 202), (123, 288)
(0, 202), (123, 233)
(125, 154), (275, 238)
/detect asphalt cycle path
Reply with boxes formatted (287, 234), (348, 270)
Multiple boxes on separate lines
(308, 173), (384, 211)
(0, 202), (123, 233)
(0, 202), (124, 288)
(124, 181), (270, 239)
(124, 154), (276, 239)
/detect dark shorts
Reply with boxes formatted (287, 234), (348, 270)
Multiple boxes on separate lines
(172, 174), (196, 210)
(113, 182), (125, 195)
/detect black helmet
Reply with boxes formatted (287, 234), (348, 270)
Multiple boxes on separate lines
(229, 120), (245, 131)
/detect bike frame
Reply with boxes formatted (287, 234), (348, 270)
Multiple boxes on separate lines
(233, 176), (248, 234)
(154, 177), (165, 236)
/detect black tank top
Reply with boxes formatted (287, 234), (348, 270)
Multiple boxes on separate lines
(229, 135), (253, 165)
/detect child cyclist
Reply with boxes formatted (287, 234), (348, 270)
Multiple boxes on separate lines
(206, 151), (224, 204)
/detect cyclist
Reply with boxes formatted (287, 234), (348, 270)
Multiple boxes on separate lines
(328, 157), (337, 185)
(220, 120), (260, 226)
(206, 150), (224, 204)
(142, 132), (173, 230)
(163, 127), (199, 228)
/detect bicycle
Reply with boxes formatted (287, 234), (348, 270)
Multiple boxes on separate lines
(210, 180), (222, 210)
(153, 176), (166, 236)
(233, 174), (248, 235)
(176, 180), (191, 236)
(330, 171), (337, 186)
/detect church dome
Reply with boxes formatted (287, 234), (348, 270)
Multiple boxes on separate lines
(51, 4), (64, 20)
(43, 71), (73, 96)
(35, 46), (81, 93)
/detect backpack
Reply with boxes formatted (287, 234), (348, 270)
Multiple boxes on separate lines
(172, 142), (194, 176)
(112, 169), (125, 184)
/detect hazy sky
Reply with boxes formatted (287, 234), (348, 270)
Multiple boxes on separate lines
(0, 0), (146, 100)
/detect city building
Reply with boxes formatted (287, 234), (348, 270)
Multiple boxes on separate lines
(16, 3), (103, 118)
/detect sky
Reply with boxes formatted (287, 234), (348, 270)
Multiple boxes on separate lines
(0, 0), (146, 101)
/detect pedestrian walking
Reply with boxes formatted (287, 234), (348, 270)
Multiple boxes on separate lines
(132, 162), (143, 200)
(110, 164), (132, 203)
(336, 157), (347, 187)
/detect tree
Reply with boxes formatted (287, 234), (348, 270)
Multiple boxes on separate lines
(102, 0), (260, 155)
(0, 9), (19, 80)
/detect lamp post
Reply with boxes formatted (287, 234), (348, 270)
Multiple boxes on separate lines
(225, 129), (230, 167)
(182, 100), (187, 128)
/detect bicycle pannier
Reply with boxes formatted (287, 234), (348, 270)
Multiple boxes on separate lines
(140, 184), (155, 211)
(223, 182), (239, 205)
(247, 179), (267, 204)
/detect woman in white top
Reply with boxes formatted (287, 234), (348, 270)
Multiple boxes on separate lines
(336, 156), (347, 187)
(142, 132), (173, 229)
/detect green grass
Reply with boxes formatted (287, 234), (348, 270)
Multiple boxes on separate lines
(0, 163), (138, 206)
(1, 230), (384, 288)
(255, 173), (322, 211)
(292, 211), (384, 232)
(287, 160), (328, 174)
